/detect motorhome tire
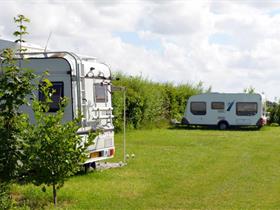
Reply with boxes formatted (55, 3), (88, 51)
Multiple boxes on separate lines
(91, 162), (97, 169)
(218, 122), (228, 130)
(84, 163), (91, 173)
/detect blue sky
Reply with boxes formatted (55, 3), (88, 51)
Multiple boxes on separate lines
(113, 31), (163, 53)
(209, 33), (233, 46)
(269, 8), (280, 16)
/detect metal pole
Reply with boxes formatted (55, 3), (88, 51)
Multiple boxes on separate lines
(123, 88), (126, 163)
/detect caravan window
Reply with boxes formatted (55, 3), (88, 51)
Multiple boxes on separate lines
(211, 102), (224, 110)
(39, 81), (64, 112)
(236, 102), (257, 116)
(94, 84), (108, 103)
(190, 102), (206, 115)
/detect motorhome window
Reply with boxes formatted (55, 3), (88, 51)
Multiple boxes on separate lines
(94, 84), (108, 103)
(211, 102), (224, 110)
(38, 81), (64, 112)
(236, 102), (258, 116)
(190, 102), (206, 115)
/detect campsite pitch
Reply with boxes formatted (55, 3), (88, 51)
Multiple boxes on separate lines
(13, 127), (280, 209)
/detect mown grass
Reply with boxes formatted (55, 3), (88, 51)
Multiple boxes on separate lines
(12, 126), (280, 209)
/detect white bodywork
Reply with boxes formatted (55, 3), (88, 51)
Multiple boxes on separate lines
(0, 39), (115, 164)
(182, 93), (266, 128)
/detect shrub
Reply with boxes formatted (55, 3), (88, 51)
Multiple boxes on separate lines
(112, 73), (205, 131)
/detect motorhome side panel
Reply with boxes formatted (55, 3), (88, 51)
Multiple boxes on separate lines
(19, 58), (74, 123)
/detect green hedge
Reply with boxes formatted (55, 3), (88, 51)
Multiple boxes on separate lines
(112, 73), (206, 132)
(267, 101), (280, 125)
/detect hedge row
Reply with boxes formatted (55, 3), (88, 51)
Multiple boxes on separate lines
(111, 73), (206, 132)
(267, 101), (280, 125)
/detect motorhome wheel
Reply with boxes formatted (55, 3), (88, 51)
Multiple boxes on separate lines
(218, 122), (228, 130)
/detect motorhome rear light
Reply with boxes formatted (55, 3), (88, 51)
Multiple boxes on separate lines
(109, 149), (115, 156)
(90, 151), (101, 158)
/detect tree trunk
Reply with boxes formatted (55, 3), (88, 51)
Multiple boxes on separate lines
(52, 183), (57, 206)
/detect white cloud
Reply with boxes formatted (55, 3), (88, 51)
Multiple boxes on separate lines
(1, 0), (280, 100)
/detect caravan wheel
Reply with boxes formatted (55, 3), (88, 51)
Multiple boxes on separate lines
(218, 122), (228, 130)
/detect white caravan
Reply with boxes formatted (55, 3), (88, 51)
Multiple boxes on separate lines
(0, 40), (115, 166)
(181, 93), (266, 129)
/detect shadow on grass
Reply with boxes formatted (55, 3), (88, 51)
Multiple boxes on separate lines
(12, 190), (49, 210)
(12, 191), (73, 210)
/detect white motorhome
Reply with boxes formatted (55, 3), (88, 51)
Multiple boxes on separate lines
(0, 39), (115, 167)
(181, 93), (266, 129)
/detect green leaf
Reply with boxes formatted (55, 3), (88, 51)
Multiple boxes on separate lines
(13, 31), (21, 36)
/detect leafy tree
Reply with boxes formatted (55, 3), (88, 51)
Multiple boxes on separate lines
(0, 49), (34, 181)
(25, 79), (95, 206)
(13, 14), (30, 53)
(0, 15), (34, 209)
(243, 86), (256, 94)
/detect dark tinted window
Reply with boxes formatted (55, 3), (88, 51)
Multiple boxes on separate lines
(211, 102), (224, 110)
(95, 84), (108, 103)
(190, 102), (206, 115)
(236, 102), (257, 116)
(39, 81), (64, 112)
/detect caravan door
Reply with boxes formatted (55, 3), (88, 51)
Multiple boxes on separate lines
(189, 101), (207, 125)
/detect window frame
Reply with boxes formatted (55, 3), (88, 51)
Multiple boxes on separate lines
(94, 83), (108, 103)
(236, 102), (258, 116)
(38, 81), (64, 113)
(190, 101), (207, 115)
(211, 102), (225, 110)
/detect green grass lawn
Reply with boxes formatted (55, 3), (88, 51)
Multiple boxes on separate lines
(12, 126), (280, 209)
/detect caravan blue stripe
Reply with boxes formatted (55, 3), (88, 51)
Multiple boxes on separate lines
(227, 101), (235, 111)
